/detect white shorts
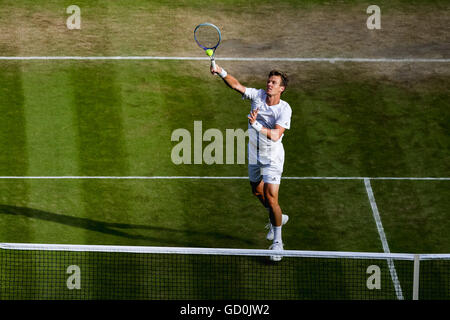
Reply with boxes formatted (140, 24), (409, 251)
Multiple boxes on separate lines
(247, 140), (285, 185)
(248, 161), (284, 185)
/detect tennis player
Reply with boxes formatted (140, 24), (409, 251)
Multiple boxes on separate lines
(211, 64), (292, 261)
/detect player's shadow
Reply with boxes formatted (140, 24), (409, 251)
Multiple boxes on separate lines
(0, 204), (255, 246)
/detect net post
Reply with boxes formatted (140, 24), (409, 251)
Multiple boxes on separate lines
(413, 254), (420, 300)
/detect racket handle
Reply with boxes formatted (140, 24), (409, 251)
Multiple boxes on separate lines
(211, 58), (216, 70)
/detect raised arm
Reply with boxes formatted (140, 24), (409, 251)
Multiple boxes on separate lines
(211, 64), (246, 95)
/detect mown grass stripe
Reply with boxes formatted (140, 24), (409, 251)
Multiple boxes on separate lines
(21, 63), (79, 176)
(0, 62), (28, 176)
(69, 61), (132, 298)
(20, 63), (84, 243)
(0, 61), (31, 241)
(71, 63), (128, 176)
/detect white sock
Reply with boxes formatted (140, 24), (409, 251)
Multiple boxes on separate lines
(273, 226), (282, 243)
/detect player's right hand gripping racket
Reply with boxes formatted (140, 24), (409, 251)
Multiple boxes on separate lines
(194, 22), (221, 70)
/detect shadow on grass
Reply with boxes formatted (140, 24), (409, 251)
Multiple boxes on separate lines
(0, 204), (255, 246)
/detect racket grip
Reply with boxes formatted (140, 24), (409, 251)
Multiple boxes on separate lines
(211, 58), (216, 70)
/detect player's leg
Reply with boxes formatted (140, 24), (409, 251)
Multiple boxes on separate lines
(262, 165), (289, 261)
(248, 164), (270, 209)
(261, 162), (288, 241)
(250, 179), (266, 207)
(264, 182), (286, 261)
(249, 164), (277, 243)
(264, 183), (282, 226)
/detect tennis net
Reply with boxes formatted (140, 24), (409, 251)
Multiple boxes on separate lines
(0, 243), (448, 300)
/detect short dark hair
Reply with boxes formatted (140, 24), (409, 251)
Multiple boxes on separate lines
(268, 70), (288, 89)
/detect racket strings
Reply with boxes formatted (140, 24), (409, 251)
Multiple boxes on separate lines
(195, 26), (220, 49)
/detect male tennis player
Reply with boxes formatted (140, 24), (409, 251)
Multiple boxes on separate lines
(211, 64), (292, 261)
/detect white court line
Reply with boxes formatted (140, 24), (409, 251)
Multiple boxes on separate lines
(284, 177), (450, 181)
(364, 178), (404, 300)
(0, 176), (448, 180)
(0, 56), (449, 63)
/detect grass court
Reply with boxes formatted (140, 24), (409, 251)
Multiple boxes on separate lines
(0, 0), (448, 300)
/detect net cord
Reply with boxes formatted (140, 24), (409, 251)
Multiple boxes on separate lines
(3, 243), (447, 260)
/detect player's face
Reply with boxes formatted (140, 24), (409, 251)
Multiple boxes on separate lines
(266, 76), (285, 97)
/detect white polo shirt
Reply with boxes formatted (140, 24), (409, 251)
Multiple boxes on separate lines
(243, 88), (292, 165)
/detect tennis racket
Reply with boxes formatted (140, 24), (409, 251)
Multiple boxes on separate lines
(194, 22), (221, 70)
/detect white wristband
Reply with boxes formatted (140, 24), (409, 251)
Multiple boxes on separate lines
(251, 120), (263, 132)
(218, 68), (228, 78)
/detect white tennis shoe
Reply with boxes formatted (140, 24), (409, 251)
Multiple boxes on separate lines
(265, 214), (289, 241)
(269, 241), (284, 262)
